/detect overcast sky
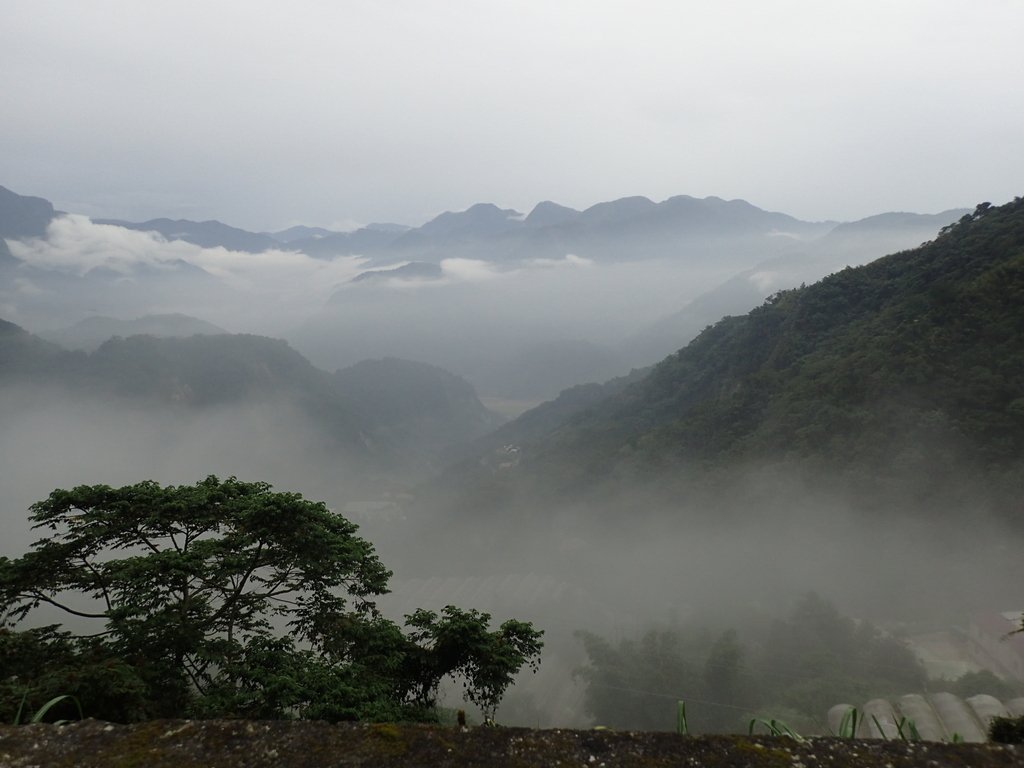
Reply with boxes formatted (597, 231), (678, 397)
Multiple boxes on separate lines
(2, 1), (1022, 231)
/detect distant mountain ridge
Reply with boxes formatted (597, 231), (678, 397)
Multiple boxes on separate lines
(1, 182), (965, 273)
(266, 225), (339, 243)
(0, 185), (57, 240)
(0, 322), (501, 473)
(332, 194), (834, 269)
(619, 207), (969, 367)
(0, 182), (973, 400)
(350, 262), (443, 283)
(93, 217), (281, 253)
(41, 314), (228, 351)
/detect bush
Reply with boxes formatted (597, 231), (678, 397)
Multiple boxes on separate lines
(0, 626), (149, 723)
(989, 714), (1024, 744)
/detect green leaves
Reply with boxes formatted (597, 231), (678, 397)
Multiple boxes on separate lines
(14, 694), (83, 725)
(0, 476), (542, 723)
(403, 606), (544, 720)
(0, 626), (149, 723)
(1, 476), (393, 718)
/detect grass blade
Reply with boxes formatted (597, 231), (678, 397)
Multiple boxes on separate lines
(28, 695), (83, 724)
(838, 707), (859, 738)
(676, 701), (688, 736)
(871, 714), (888, 741)
(13, 693), (29, 726)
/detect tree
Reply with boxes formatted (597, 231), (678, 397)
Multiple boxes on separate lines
(756, 593), (926, 720)
(701, 629), (746, 732)
(573, 595), (928, 734)
(573, 628), (702, 731)
(0, 476), (542, 721)
(403, 606), (543, 721)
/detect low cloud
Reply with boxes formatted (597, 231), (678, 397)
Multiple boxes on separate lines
(13, 277), (45, 296)
(6, 215), (368, 333)
(525, 254), (594, 269)
(10, 214), (365, 286)
(440, 254), (592, 282)
(334, 253), (595, 293)
(747, 270), (780, 293)
(438, 258), (504, 283)
(8, 215), (196, 276)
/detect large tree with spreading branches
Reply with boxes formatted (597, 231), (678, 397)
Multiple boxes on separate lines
(0, 476), (541, 722)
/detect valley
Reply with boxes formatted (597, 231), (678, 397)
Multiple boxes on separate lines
(1, 184), (1022, 733)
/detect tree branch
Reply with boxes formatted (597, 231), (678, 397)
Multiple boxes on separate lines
(20, 592), (108, 619)
(209, 541), (266, 627)
(78, 556), (113, 612)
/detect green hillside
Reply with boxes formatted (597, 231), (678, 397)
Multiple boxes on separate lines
(491, 198), (1024, 520)
(334, 357), (504, 467)
(0, 317), (78, 379)
(0, 327), (498, 473)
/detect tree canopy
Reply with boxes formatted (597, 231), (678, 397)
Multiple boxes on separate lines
(0, 476), (542, 723)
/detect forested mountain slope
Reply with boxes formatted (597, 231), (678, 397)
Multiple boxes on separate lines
(474, 198), (1024, 522)
(40, 314), (229, 351)
(0, 326), (499, 473)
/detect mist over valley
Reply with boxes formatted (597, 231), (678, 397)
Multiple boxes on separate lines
(1, 183), (1022, 732)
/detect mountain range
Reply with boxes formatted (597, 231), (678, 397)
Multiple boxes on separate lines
(0, 182), (974, 404)
(40, 313), (229, 351)
(0, 184), (963, 271)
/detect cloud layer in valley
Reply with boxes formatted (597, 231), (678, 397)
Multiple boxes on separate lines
(7, 215), (366, 332)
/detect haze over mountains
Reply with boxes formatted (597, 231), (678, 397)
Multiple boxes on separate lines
(3, 182), (1021, 728)
(436, 199), (1024, 519)
(0, 320), (499, 482)
(0, 183), (967, 402)
(0, 181), (996, 525)
(395, 200), (1024, 710)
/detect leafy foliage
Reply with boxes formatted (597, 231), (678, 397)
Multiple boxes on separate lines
(989, 714), (1024, 744)
(758, 593), (925, 718)
(404, 607), (543, 720)
(0, 626), (148, 723)
(0, 477), (542, 722)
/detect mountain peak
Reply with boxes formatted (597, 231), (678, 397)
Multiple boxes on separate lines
(0, 185), (57, 239)
(524, 200), (580, 228)
(579, 196), (657, 224)
(417, 203), (524, 237)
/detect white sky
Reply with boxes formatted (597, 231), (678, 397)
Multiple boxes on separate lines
(2, 1), (1022, 231)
